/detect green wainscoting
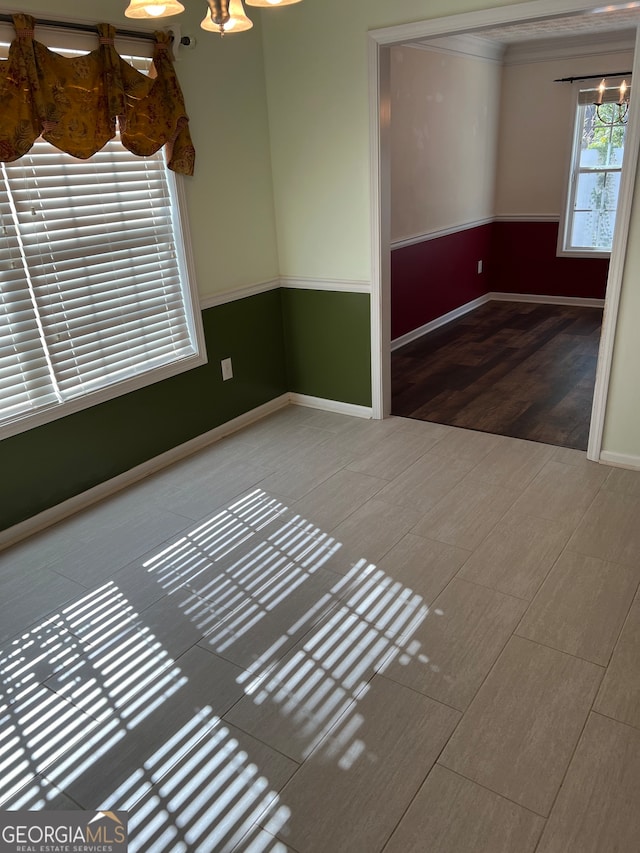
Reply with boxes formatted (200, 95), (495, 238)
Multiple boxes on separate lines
(1, 287), (373, 533)
(281, 289), (372, 407)
(1, 290), (287, 532)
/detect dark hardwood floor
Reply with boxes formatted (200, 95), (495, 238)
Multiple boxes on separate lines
(391, 301), (603, 451)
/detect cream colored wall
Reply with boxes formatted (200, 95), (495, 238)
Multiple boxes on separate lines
(6, 0), (280, 298)
(260, 0), (640, 461)
(172, 8), (279, 295)
(496, 47), (640, 457)
(390, 45), (501, 242)
(8, 0), (640, 460)
(602, 180), (640, 458)
(260, 0), (523, 281)
(495, 51), (634, 216)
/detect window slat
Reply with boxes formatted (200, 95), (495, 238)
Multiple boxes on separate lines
(0, 130), (201, 435)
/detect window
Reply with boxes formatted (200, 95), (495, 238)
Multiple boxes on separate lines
(559, 81), (630, 257)
(0, 50), (205, 440)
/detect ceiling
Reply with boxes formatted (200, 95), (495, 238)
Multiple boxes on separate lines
(410, 5), (640, 64)
(411, 5), (640, 56)
(475, 6), (640, 44)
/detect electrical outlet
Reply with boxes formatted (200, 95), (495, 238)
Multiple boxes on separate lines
(477, 259), (483, 274)
(221, 357), (233, 381)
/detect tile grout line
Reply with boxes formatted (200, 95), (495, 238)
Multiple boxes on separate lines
(589, 707), (640, 734)
(530, 688), (606, 853)
(525, 474), (624, 849)
(507, 473), (616, 643)
(3, 408), (640, 847)
(509, 632), (608, 669)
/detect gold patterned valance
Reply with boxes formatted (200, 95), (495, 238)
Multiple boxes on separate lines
(0, 15), (195, 175)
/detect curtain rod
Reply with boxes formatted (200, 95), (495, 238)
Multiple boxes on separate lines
(554, 72), (632, 83)
(0, 12), (157, 41)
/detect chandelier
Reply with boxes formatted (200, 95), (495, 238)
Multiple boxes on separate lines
(594, 77), (630, 124)
(124, 0), (302, 35)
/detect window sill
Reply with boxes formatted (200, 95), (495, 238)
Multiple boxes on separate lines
(556, 249), (611, 260)
(0, 348), (208, 442)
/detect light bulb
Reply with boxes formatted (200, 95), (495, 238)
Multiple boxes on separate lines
(245, 0), (302, 7)
(124, 0), (185, 19)
(619, 79), (628, 104)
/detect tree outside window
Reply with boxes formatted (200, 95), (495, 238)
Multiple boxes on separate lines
(560, 84), (630, 256)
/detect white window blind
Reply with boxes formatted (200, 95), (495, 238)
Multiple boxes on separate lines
(0, 135), (204, 438)
(0, 174), (59, 421)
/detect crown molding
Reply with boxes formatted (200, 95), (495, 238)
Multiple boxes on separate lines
(407, 34), (505, 63)
(504, 29), (636, 65)
(370, 1), (614, 46)
(406, 28), (635, 68)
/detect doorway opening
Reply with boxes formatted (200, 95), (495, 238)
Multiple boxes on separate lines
(392, 301), (602, 450)
(369, 2), (640, 460)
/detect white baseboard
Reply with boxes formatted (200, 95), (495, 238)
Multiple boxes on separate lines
(489, 292), (605, 308)
(391, 294), (490, 351)
(0, 391), (376, 551)
(288, 393), (373, 419)
(599, 451), (640, 471)
(0, 394), (290, 552)
(391, 292), (606, 351)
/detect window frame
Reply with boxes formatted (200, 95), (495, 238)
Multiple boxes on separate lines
(0, 28), (206, 442)
(557, 80), (629, 259)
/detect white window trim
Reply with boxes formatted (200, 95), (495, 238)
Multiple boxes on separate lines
(557, 79), (628, 260)
(0, 159), (206, 443)
(0, 27), (206, 441)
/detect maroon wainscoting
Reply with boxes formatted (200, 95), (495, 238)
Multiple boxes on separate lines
(490, 220), (609, 300)
(391, 220), (609, 342)
(391, 224), (492, 340)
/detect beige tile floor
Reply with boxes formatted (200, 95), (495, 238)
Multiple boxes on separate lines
(1, 406), (640, 852)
